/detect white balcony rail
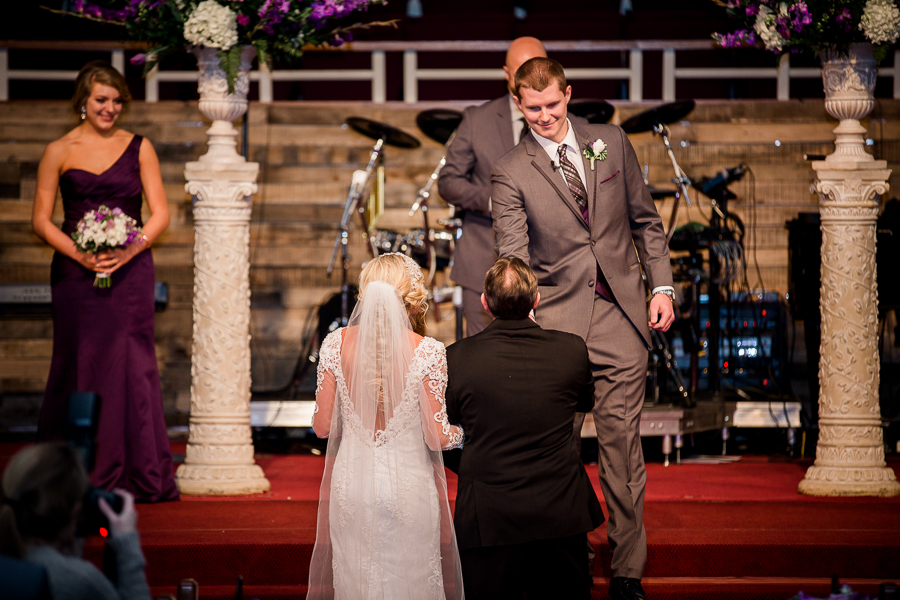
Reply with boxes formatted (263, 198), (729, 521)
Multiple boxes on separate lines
(2, 39), (899, 103)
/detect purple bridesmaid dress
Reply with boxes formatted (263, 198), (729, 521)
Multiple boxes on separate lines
(37, 134), (179, 502)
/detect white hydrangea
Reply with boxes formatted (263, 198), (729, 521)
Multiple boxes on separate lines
(860, 0), (900, 45)
(754, 5), (785, 52)
(183, 0), (238, 50)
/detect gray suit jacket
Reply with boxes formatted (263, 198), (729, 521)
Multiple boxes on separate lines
(491, 121), (672, 347)
(437, 96), (513, 291)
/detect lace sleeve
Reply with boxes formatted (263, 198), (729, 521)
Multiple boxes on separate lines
(313, 329), (343, 438)
(421, 338), (464, 450)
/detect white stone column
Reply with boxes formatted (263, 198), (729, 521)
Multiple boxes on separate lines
(799, 44), (899, 497)
(175, 47), (270, 495)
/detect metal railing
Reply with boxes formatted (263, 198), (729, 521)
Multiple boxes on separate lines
(2, 39), (899, 103)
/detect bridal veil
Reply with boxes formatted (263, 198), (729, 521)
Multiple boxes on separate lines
(307, 261), (464, 600)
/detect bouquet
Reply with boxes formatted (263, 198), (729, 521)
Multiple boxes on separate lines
(53, 0), (392, 93)
(712, 0), (900, 62)
(71, 205), (143, 288)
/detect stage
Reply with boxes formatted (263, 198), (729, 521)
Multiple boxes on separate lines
(2, 443), (892, 600)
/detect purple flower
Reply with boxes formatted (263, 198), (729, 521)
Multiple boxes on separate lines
(788, 1), (811, 31)
(112, 208), (123, 215)
(83, 3), (102, 18)
(73, 0), (85, 12)
(130, 53), (146, 66)
(836, 8), (853, 32)
(310, 0), (370, 28)
(745, 5), (758, 16)
(258, 0), (291, 26)
(715, 28), (756, 48)
(237, 13), (250, 25)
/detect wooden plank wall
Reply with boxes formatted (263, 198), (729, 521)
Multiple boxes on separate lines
(2, 99), (899, 414)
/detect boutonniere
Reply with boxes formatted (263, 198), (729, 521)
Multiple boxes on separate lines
(582, 138), (607, 171)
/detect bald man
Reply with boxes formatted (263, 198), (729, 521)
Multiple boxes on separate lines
(438, 37), (553, 336)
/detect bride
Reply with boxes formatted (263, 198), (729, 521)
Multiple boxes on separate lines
(307, 253), (465, 600)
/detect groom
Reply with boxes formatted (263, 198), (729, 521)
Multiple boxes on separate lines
(445, 257), (604, 600)
(491, 57), (675, 600)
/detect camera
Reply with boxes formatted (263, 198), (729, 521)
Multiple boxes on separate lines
(66, 391), (123, 536)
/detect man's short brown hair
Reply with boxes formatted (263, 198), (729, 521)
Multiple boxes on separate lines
(483, 257), (538, 320)
(514, 57), (567, 98)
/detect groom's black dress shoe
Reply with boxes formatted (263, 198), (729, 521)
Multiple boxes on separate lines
(609, 577), (646, 600)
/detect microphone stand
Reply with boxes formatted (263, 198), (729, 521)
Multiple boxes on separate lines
(327, 137), (385, 326)
(409, 131), (455, 287)
(653, 123), (693, 244)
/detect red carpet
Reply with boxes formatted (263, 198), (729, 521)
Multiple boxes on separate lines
(3, 443), (898, 599)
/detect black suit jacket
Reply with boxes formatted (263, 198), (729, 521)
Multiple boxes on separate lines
(445, 317), (604, 550)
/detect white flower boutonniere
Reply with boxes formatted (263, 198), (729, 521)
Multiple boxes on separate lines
(583, 138), (607, 171)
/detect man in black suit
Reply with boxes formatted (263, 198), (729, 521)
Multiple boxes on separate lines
(445, 257), (604, 600)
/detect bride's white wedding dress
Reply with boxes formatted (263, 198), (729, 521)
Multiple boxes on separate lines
(307, 281), (464, 600)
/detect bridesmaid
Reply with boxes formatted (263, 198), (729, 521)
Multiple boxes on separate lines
(32, 61), (178, 502)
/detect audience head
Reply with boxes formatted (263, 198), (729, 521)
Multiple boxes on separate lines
(0, 443), (88, 558)
(504, 37), (547, 97)
(359, 253), (428, 335)
(71, 60), (131, 128)
(482, 257), (539, 320)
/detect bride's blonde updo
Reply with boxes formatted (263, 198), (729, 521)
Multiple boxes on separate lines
(358, 253), (428, 335)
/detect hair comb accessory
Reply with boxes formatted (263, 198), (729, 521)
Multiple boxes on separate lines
(382, 252), (423, 287)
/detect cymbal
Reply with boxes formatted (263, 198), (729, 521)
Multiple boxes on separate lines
(620, 100), (696, 134)
(647, 185), (678, 200)
(568, 99), (615, 124)
(346, 117), (421, 149)
(415, 109), (463, 145)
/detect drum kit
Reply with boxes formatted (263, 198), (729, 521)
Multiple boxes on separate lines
(328, 98), (741, 399)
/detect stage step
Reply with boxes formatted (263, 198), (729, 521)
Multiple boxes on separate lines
(146, 578), (888, 600)
(80, 498), (900, 593)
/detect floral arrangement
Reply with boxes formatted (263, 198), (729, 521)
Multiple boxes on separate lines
(54, 0), (390, 92)
(712, 0), (900, 61)
(71, 205), (143, 288)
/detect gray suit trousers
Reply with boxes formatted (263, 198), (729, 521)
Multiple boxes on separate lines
(587, 293), (648, 579)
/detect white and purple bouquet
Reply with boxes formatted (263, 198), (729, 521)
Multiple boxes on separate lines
(712, 0), (900, 62)
(71, 205), (143, 288)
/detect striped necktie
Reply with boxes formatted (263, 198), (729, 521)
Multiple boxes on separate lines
(558, 144), (588, 210)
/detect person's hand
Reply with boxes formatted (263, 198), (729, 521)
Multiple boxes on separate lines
(74, 252), (105, 273)
(98, 489), (138, 538)
(648, 293), (675, 332)
(96, 242), (142, 275)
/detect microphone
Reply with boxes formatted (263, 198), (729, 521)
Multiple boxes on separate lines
(349, 169), (368, 197)
(699, 165), (745, 196)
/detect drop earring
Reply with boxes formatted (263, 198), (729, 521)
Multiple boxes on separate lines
(80, 106), (86, 121)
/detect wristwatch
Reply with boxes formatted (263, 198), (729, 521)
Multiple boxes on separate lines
(653, 289), (675, 302)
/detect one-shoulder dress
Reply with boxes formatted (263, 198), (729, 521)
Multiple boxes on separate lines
(37, 134), (178, 502)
